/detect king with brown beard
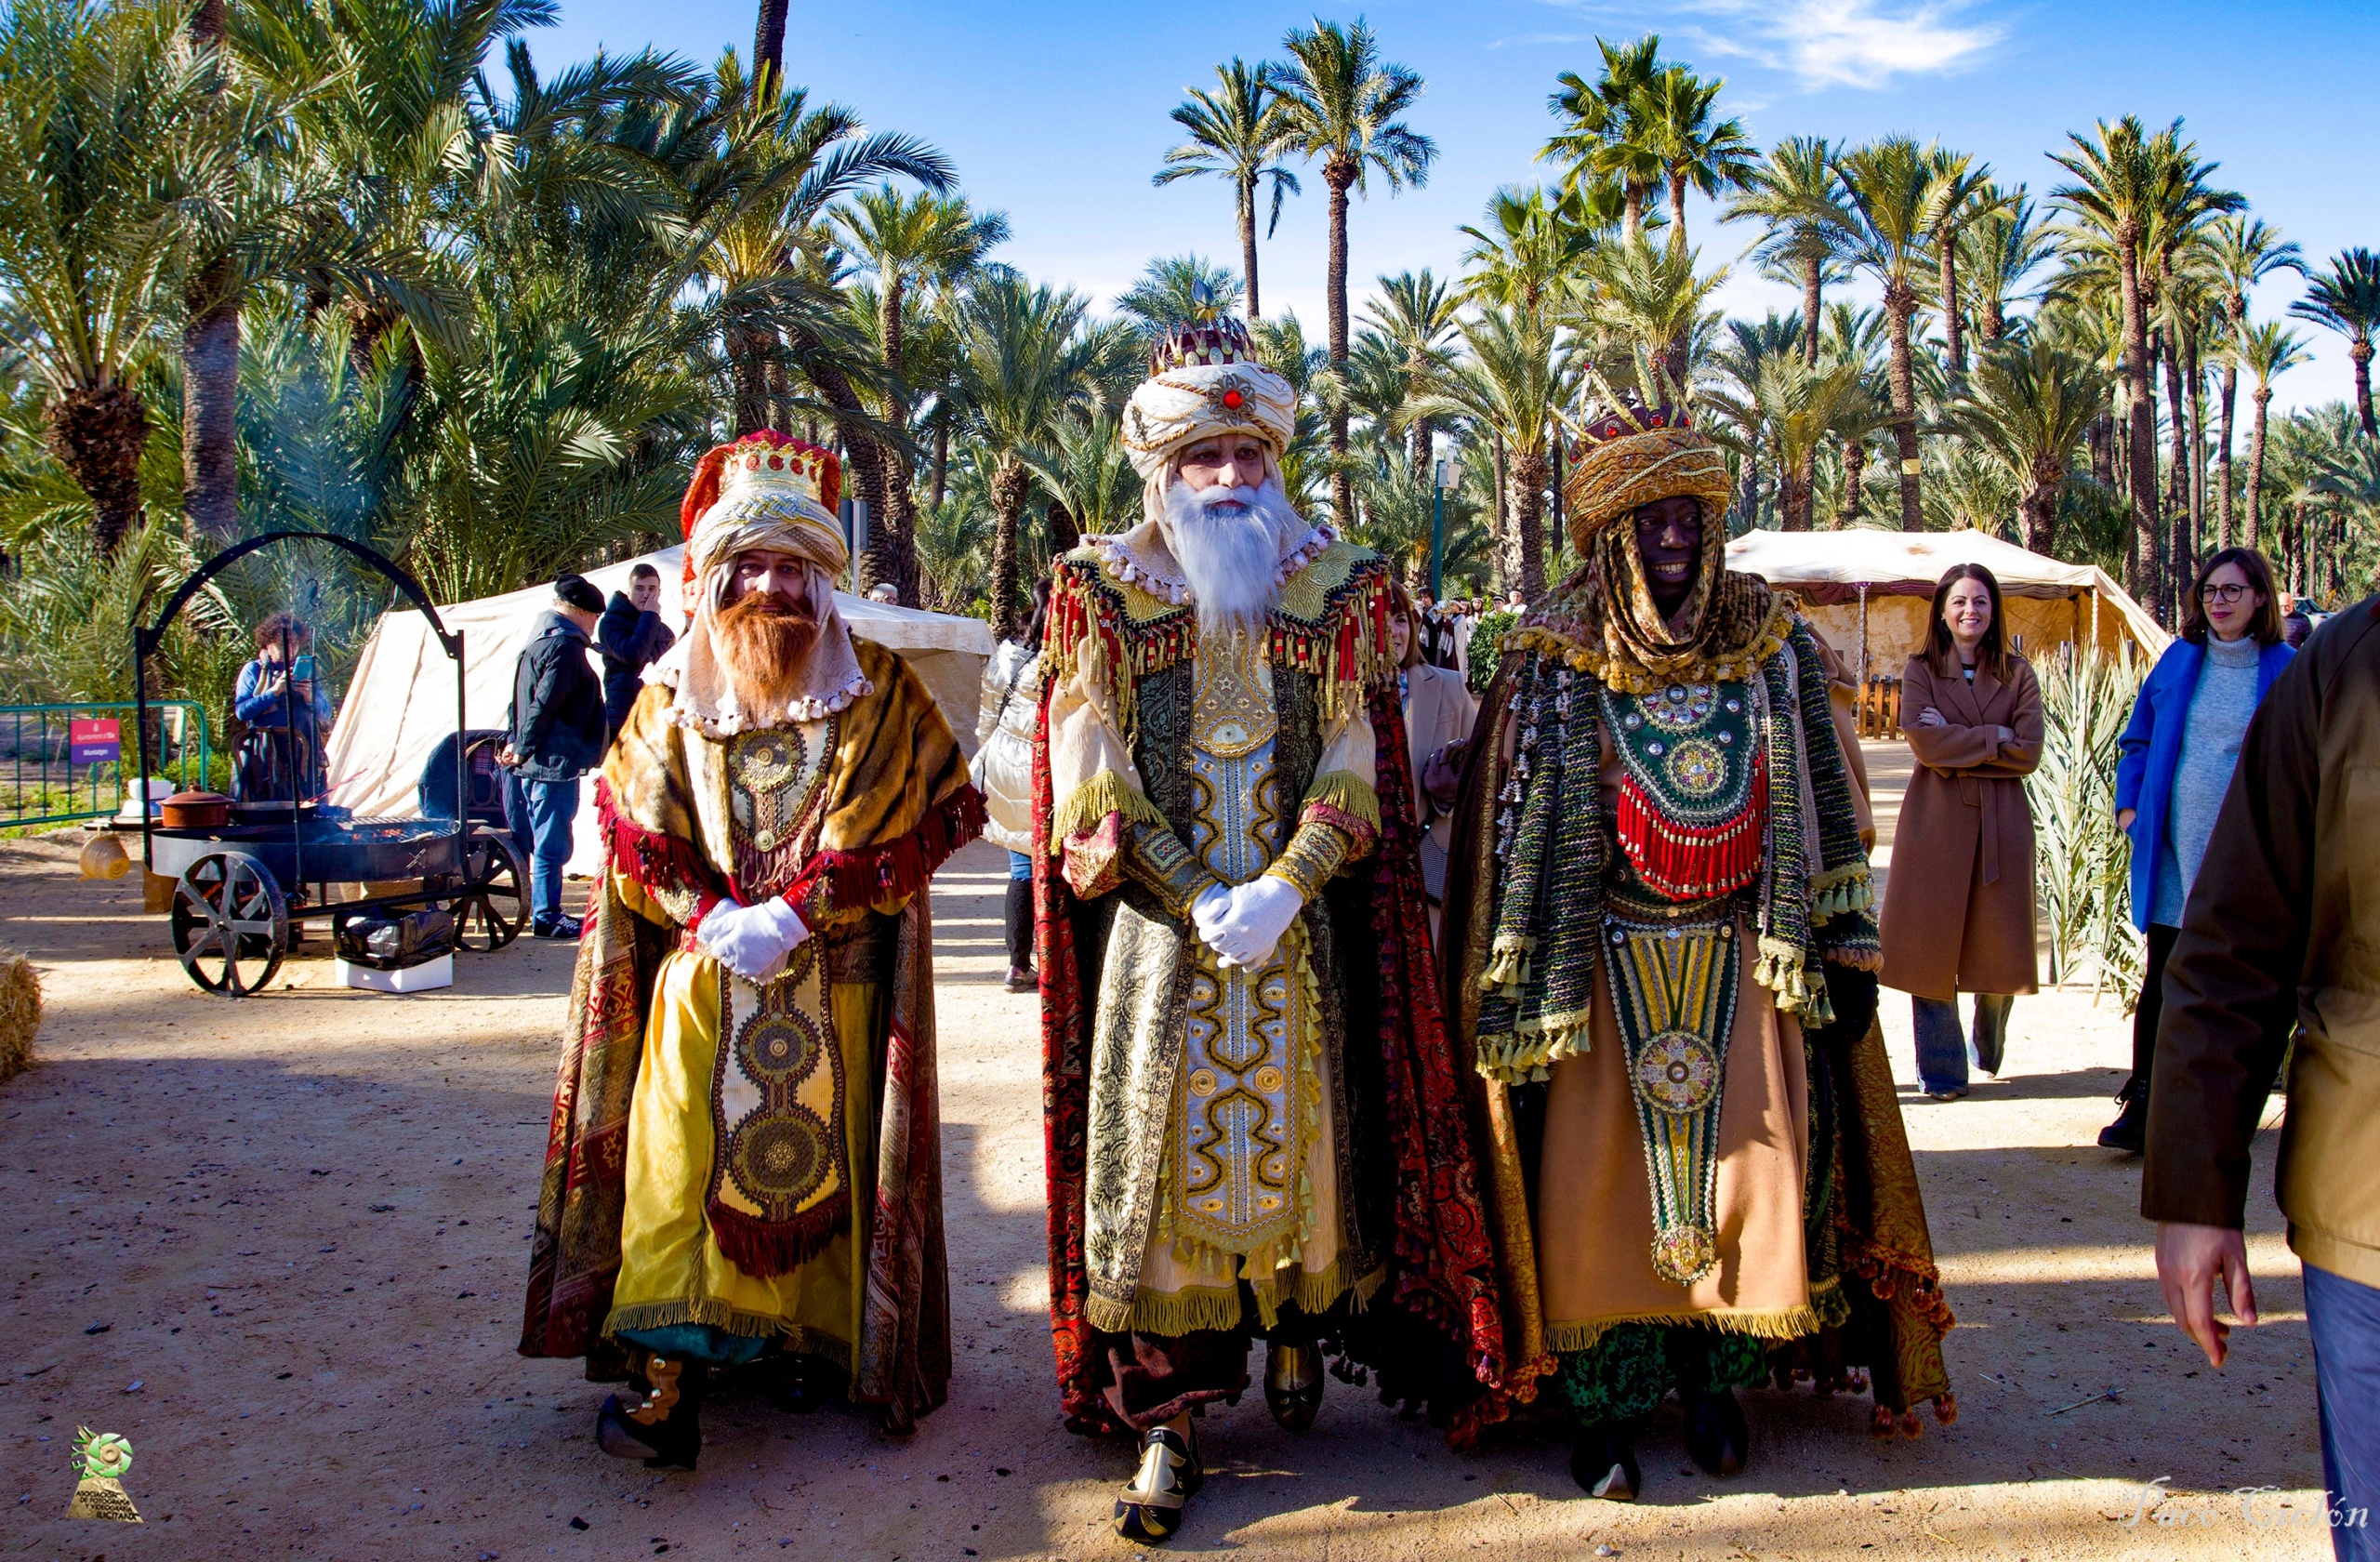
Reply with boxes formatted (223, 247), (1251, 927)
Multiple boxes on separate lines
(520, 431), (984, 1467)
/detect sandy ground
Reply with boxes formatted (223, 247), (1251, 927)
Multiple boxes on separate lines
(0, 743), (2334, 1561)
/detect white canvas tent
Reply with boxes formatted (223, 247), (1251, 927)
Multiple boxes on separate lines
(321, 544), (994, 876)
(1725, 528), (2168, 692)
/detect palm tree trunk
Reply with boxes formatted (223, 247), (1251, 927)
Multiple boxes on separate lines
(1490, 431), (1510, 589)
(732, 319), (774, 437)
(1980, 290), (2006, 346)
(181, 0), (237, 546)
(754, 0), (790, 96)
(2185, 331), (2206, 578)
(2215, 357), (2239, 549)
(1884, 285), (1924, 531)
(1739, 430), (1759, 530)
(182, 254), (240, 544)
(876, 279), (917, 603)
(46, 385), (149, 559)
(1937, 231), (1965, 377)
(2244, 384), (2270, 550)
(1238, 174), (1262, 319)
(2117, 238), (2160, 603)
(1325, 164), (1355, 528)
(932, 416), (950, 510)
(1668, 174), (1688, 251)
(2162, 333), (2191, 603)
(988, 461), (1029, 640)
(1620, 187), (1644, 245)
(1510, 443), (1549, 599)
(1781, 448), (1813, 532)
(1842, 437), (1867, 528)
(2355, 338), (2377, 439)
(1801, 256), (1822, 368)
(1408, 415), (1430, 487)
(2019, 463), (2058, 554)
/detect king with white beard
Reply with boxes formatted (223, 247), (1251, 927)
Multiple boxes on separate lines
(1034, 318), (1509, 1543)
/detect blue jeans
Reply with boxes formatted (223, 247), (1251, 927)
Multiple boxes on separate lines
(521, 775), (580, 926)
(2308, 1263), (2380, 1559)
(1911, 993), (2013, 1093)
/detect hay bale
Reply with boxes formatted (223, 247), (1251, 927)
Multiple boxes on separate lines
(0, 948), (38, 1084)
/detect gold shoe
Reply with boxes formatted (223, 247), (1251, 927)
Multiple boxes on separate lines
(1114, 1422), (1201, 1544)
(1264, 1342), (1324, 1433)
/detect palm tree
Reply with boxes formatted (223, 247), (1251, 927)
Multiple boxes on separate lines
(1710, 313), (1803, 527)
(1637, 65), (1755, 251)
(1944, 337), (2109, 553)
(753, 0), (788, 96)
(1114, 254), (1243, 332)
(1833, 137), (1944, 532)
(2236, 321), (2308, 549)
(1540, 35), (1663, 242)
(2051, 117), (2241, 586)
(1458, 184), (1601, 316)
(832, 187), (1008, 601)
(1924, 148), (2000, 379)
(1956, 186), (2056, 348)
(1362, 271), (1461, 482)
(1408, 305), (1575, 597)
(0, 0), (231, 557)
(1152, 59), (1301, 319)
(1273, 17), (1435, 528)
(1022, 412), (1141, 544)
(1577, 236), (1727, 406)
(1818, 302), (1889, 526)
(2202, 217), (2303, 546)
(1726, 137), (1847, 368)
(955, 273), (1094, 638)
(2292, 247), (2380, 438)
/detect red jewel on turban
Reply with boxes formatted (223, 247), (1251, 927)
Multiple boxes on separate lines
(1222, 389), (1244, 409)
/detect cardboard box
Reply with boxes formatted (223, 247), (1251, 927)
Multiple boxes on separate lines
(336, 955), (453, 994)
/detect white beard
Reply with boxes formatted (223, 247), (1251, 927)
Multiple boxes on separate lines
(1161, 477), (1298, 641)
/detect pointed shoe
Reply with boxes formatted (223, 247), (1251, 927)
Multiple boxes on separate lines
(1114, 1423), (1202, 1544)
(1683, 1385), (1750, 1478)
(596, 1357), (705, 1472)
(2097, 1094), (2147, 1155)
(1264, 1342), (1325, 1434)
(1569, 1422), (1641, 1500)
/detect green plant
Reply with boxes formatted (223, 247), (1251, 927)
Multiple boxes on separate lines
(2026, 645), (2148, 1004)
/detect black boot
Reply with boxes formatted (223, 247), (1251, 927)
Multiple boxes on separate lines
(1682, 1384), (1750, 1477)
(597, 1357), (705, 1471)
(2098, 1086), (2147, 1154)
(765, 1352), (847, 1413)
(1569, 1420), (1641, 1500)
(1114, 1421), (1202, 1544)
(1263, 1342), (1325, 1433)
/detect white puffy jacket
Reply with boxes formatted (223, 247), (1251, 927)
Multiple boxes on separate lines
(972, 639), (1042, 854)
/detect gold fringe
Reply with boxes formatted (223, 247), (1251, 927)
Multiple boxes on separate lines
(1752, 933), (1830, 1026)
(1047, 766), (1168, 852)
(1478, 933), (1537, 995)
(1107, 1257), (1387, 1338)
(1501, 603), (1795, 697)
(1544, 1302), (1822, 1356)
(1301, 768), (1382, 830)
(601, 1298), (853, 1371)
(1808, 863), (1877, 927)
(1475, 1024), (1592, 1086)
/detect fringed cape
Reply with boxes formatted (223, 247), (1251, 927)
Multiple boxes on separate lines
(1035, 542), (1513, 1445)
(518, 642), (982, 1435)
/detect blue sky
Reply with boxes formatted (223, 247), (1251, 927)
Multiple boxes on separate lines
(527, 0), (2378, 411)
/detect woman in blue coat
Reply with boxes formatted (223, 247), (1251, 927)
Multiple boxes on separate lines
(2101, 547), (2294, 1152)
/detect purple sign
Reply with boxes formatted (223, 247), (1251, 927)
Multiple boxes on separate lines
(69, 717), (120, 767)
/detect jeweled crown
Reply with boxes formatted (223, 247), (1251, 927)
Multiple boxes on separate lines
(1571, 403), (1689, 459)
(1149, 315), (1256, 377)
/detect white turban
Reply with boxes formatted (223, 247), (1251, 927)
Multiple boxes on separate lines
(1120, 361), (1298, 481)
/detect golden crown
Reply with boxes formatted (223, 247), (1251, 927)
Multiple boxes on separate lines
(1148, 314), (1256, 377)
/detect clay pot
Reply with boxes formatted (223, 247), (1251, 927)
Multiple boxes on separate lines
(160, 791), (232, 830)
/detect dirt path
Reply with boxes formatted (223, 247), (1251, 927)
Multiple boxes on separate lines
(0, 758), (2332, 1559)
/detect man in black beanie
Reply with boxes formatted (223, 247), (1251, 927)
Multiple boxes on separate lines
(502, 573), (607, 936)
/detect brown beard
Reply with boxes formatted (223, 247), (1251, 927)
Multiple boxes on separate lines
(714, 589), (819, 710)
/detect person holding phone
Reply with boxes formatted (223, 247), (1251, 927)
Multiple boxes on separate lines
(231, 612), (335, 804)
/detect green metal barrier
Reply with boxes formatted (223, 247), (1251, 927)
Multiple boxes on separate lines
(1, 702), (212, 831)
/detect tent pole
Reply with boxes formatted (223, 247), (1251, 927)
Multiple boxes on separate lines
(1856, 582), (1870, 736)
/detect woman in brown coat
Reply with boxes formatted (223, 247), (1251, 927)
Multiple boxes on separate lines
(1879, 563), (2043, 1099)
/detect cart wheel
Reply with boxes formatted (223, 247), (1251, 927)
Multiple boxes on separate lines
(170, 852), (289, 996)
(454, 831), (528, 952)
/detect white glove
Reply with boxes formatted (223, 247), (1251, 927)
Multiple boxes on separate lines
(696, 895), (811, 982)
(1198, 876), (1304, 971)
(1191, 882), (1233, 940)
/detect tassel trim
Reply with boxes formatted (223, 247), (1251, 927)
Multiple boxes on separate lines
(1544, 1303), (1821, 1356)
(1300, 769), (1381, 832)
(1474, 1020), (1591, 1085)
(706, 1190), (849, 1279)
(1752, 933), (1831, 1026)
(1478, 933), (1538, 995)
(1612, 763), (1767, 901)
(599, 778), (723, 907)
(1090, 1258), (1386, 1338)
(602, 1302), (857, 1372)
(780, 788), (985, 917)
(1808, 862), (1877, 927)
(1047, 766), (1168, 850)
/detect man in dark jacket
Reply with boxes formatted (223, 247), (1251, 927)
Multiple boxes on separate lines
(2149, 601), (2380, 1558)
(503, 574), (606, 938)
(596, 562), (675, 746)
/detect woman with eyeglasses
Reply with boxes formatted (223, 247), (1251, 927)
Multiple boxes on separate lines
(2099, 547), (2296, 1153)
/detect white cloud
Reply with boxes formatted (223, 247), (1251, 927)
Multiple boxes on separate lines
(1541, 0), (2005, 90)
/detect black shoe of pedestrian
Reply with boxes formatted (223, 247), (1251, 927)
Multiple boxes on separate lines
(2097, 1093), (2147, 1155)
(1114, 1422), (1201, 1543)
(1683, 1386), (1750, 1477)
(596, 1357), (704, 1471)
(531, 915), (582, 940)
(1569, 1421), (1641, 1500)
